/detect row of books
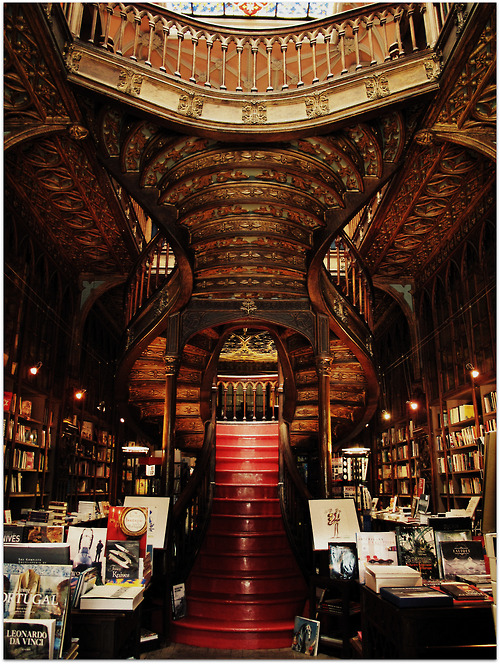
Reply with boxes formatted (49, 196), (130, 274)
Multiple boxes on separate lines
(449, 403), (475, 424)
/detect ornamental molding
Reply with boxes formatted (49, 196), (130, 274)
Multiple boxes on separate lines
(305, 93), (329, 119)
(242, 100), (267, 124)
(178, 92), (204, 118)
(365, 73), (390, 100)
(118, 69), (143, 97)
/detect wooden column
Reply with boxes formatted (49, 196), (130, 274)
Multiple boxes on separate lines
(317, 355), (333, 498)
(161, 353), (179, 495)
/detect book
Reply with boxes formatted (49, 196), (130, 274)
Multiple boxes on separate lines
(66, 526), (107, 574)
(308, 499), (360, 550)
(380, 585), (453, 608)
(4, 525), (26, 544)
(24, 525), (64, 544)
(3, 562), (72, 658)
(4, 543), (70, 565)
(171, 582), (187, 620)
(4, 618), (56, 659)
(71, 565), (100, 608)
(356, 531), (398, 584)
(439, 539), (487, 579)
(438, 582), (490, 601)
(328, 541), (358, 580)
(123, 496), (170, 549)
(105, 540), (141, 583)
(291, 616), (320, 656)
(433, 528), (472, 578)
(106, 506), (148, 559)
(395, 525), (439, 579)
(79, 584), (144, 611)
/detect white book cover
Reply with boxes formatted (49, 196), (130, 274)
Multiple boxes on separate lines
(356, 531), (398, 584)
(80, 584), (144, 611)
(308, 499), (359, 550)
(66, 526), (107, 573)
(123, 496), (170, 549)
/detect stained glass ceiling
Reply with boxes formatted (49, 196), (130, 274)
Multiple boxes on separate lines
(161, 2), (361, 19)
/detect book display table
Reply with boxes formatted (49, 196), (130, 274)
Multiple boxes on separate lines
(360, 585), (496, 659)
(71, 603), (143, 659)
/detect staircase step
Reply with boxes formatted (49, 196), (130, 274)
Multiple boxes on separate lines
(216, 445), (278, 460)
(188, 570), (303, 594)
(204, 531), (289, 553)
(209, 514), (283, 532)
(216, 423), (279, 436)
(170, 616), (295, 649)
(216, 470), (279, 484)
(215, 457), (278, 472)
(195, 551), (298, 573)
(185, 591), (306, 620)
(216, 434), (278, 447)
(212, 497), (280, 516)
(215, 484), (277, 500)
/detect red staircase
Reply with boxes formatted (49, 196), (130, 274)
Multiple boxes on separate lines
(169, 422), (308, 649)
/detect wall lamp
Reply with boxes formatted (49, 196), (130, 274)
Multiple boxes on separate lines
(75, 389), (86, 400)
(381, 410), (391, 421)
(407, 400), (419, 411)
(466, 363), (480, 379)
(29, 362), (42, 376)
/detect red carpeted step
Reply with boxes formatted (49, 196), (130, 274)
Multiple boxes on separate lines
(211, 497), (280, 516)
(170, 422), (307, 650)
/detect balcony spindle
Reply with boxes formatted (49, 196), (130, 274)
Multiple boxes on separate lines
(131, 14), (140, 61)
(116, 8), (126, 55)
(394, 10), (404, 57)
(252, 386), (257, 420)
(266, 41), (273, 91)
(145, 19), (154, 66)
(221, 42), (228, 90)
(205, 38), (213, 87)
(190, 36), (198, 83)
(353, 23), (362, 70)
(380, 15), (390, 61)
(325, 33), (333, 80)
(90, 3), (98, 44)
(251, 41), (258, 92)
(311, 38), (319, 83)
(103, 5), (113, 50)
(408, 7), (418, 52)
(281, 41), (289, 90)
(296, 40), (303, 87)
(236, 42), (243, 91)
(175, 32), (183, 77)
(160, 25), (168, 71)
(339, 28), (348, 74)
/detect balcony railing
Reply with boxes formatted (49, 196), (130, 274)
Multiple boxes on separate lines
(323, 232), (373, 328)
(125, 233), (176, 325)
(216, 375), (279, 422)
(63, 2), (450, 95)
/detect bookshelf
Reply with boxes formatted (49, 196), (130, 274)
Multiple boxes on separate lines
(4, 389), (59, 519)
(430, 380), (496, 517)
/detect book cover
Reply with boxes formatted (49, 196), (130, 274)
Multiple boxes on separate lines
(3, 543), (70, 565)
(328, 541), (358, 580)
(440, 539), (487, 579)
(308, 499), (360, 550)
(380, 585), (453, 608)
(439, 582), (489, 601)
(171, 582), (187, 620)
(433, 529), (471, 578)
(395, 525), (439, 579)
(3, 526), (26, 544)
(79, 584), (144, 611)
(123, 496), (170, 549)
(356, 531), (398, 584)
(291, 616), (320, 656)
(24, 525), (64, 544)
(106, 506), (148, 559)
(105, 540), (140, 583)
(3, 563), (72, 658)
(4, 618), (56, 659)
(66, 526), (107, 574)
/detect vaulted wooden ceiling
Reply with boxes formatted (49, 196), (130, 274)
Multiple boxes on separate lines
(4, 3), (496, 324)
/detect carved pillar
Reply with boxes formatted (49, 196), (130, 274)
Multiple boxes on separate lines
(161, 353), (180, 495)
(317, 355), (333, 498)
(316, 313), (333, 498)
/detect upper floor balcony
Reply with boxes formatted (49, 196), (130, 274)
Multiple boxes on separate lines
(56, 2), (461, 137)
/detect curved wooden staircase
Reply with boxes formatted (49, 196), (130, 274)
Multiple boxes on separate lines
(170, 422), (308, 649)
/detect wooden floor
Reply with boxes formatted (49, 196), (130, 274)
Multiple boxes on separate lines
(140, 642), (336, 659)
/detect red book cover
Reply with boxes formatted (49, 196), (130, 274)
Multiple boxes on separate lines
(106, 506), (147, 559)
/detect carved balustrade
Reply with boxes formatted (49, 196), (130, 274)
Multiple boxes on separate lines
(216, 374), (279, 422)
(63, 2), (449, 95)
(324, 232), (374, 329)
(125, 233), (176, 324)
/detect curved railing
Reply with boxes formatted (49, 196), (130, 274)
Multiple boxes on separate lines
(125, 232), (177, 325)
(216, 374), (279, 421)
(64, 2), (447, 95)
(167, 409), (216, 583)
(278, 420), (314, 577)
(323, 231), (374, 330)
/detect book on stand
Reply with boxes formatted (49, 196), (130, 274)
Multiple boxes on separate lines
(171, 582), (187, 620)
(328, 541), (359, 580)
(4, 618), (56, 659)
(356, 531), (398, 584)
(291, 616), (320, 656)
(105, 540), (141, 584)
(395, 525), (439, 579)
(4, 543), (70, 565)
(439, 539), (487, 579)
